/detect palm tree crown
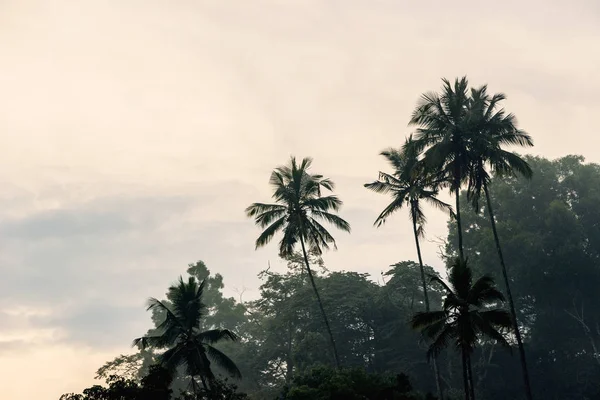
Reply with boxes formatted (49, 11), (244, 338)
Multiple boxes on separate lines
(246, 156), (350, 369)
(407, 77), (474, 261)
(465, 85), (534, 208)
(463, 84), (535, 400)
(412, 258), (512, 358)
(133, 277), (241, 389)
(365, 136), (452, 399)
(246, 156), (351, 256)
(412, 258), (512, 400)
(408, 77), (472, 194)
(364, 136), (451, 232)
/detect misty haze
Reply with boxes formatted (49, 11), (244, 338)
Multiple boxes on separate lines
(1, 1), (599, 400)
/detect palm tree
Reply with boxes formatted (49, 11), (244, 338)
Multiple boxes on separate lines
(364, 137), (451, 399)
(246, 156), (351, 369)
(408, 77), (472, 261)
(412, 258), (512, 400)
(133, 277), (241, 395)
(465, 85), (535, 400)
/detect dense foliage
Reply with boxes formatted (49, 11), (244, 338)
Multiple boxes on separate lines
(60, 76), (600, 400)
(66, 154), (600, 400)
(446, 155), (600, 400)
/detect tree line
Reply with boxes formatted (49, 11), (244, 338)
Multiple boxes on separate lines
(61, 77), (600, 400)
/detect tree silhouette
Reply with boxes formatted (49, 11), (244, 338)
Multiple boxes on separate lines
(408, 77), (472, 261)
(133, 277), (241, 395)
(464, 84), (534, 400)
(246, 156), (351, 369)
(364, 136), (451, 398)
(412, 258), (512, 400)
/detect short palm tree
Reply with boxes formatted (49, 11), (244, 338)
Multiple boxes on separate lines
(412, 258), (512, 400)
(408, 77), (472, 261)
(246, 156), (351, 369)
(133, 277), (241, 395)
(465, 85), (534, 400)
(364, 136), (451, 399)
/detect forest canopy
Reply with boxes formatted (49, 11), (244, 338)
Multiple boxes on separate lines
(62, 155), (600, 400)
(60, 76), (600, 400)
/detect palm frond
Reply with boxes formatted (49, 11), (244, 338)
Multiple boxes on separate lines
(472, 311), (512, 349)
(255, 216), (286, 249)
(468, 275), (505, 306)
(157, 345), (188, 372)
(364, 178), (402, 195)
(492, 150), (533, 179)
(244, 203), (286, 218)
(305, 216), (337, 252)
(132, 335), (170, 350)
(303, 195), (343, 212)
(426, 324), (456, 360)
(204, 344), (242, 379)
(278, 221), (300, 257)
(146, 298), (187, 335)
(423, 194), (453, 214)
(428, 274), (454, 298)
(479, 309), (513, 329)
(195, 329), (238, 344)
(412, 310), (447, 332)
(373, 196), (407, 227)
(168, 277), (207, 330)
(310, 210), (351, 233)
(447, 258), (472, 298)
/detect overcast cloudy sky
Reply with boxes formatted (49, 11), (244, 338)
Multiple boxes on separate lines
(1, 1), (599, 398)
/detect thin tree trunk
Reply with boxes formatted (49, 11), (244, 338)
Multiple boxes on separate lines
(467, 353), (475, 400)
(299, 234), (341, 369)
(411, 201), (444, 400)
(483, 182), (533, 400)
(461, 346), (470, 400)
(565, 300), (600, 367)
(454, 181), (465, 262)
(286, 319), (294, 383)
(411, 202), (431, 312)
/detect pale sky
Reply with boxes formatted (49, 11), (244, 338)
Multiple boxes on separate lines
(0, 1), (599, 398)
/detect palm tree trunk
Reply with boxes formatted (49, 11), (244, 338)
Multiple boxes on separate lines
(411, 201), (444, 400)
(461, 346), (470, 400)
(299, 234), (341, 369)
(286, 320), (294, 383)
(467, 353), (475, 400)
(454, 181), (465, 261)
(483, 182), (533, 400)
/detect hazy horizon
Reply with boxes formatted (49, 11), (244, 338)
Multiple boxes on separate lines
(1, 1), (599, 398)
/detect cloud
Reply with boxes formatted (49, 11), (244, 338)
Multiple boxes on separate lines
(0, 0), (599, 399)
(0, 187), (264, 355)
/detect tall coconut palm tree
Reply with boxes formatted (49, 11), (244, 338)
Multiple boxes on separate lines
(408, 77), (472, 261)
(465, 85), (534, 400)
(246, 156), (351, 369)
(412, 258), (512, 400)
(133, 277), (241, 395)
(364, 137), (451, 399)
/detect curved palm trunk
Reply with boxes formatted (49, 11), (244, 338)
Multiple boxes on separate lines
(467, 354), (475, 400)
(299, 235), (341, 369)
(461, 345), (470, 400)
(411, 202), (444, 400)
(454, 179), (465, 262)
(483, 182), (533, 400)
